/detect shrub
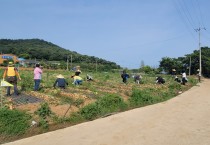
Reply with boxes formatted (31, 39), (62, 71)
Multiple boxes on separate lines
(79, 94), (127, 120)
(96, 94), (127, 115)
(168, 82), (182, 91)
(188, 78), (198, 86)
(129, 89), (154, 107)
(35, 102), (53, 129)
(68, 112), (84, 123)
(79, 103), (99, 120)
(0, 107), (31, 135)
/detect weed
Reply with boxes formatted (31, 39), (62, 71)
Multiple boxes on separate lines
(96, 94), (127, 115)
(0, 107), (31, 136)
(60, 96), (74, 105)
(35, 102), (53, 129)
(68, 112), (85, 123)
(79, 94), (127, 120)
(73, 98), (84, 107)
(79, 103), (99, 120)
(129, 89), (155, 107)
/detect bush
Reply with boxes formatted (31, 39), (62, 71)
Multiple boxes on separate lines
(96, 94), (127, 115)
(79, 103), (99, 120)
(0, 107), (31, 135)
(129, 89), (155, 107)
(35, 102), (53, 129)
(68, 112), (84, 123)
(168, 82), (182, 91)
(188, 77), (198, 85)
(79, 94), (127, 120)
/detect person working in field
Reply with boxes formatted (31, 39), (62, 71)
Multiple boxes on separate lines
(53, 74), (68, 89)
(181, 71), (187, 85)
(75, 66), (81, 76)
(71, 75), (83, 85)
(86, 74), (93, 81)
(121, 70), (129, 84)
(156, 76), (165, 84)
(3, 62), (21, 96)
(34, 63), (43, 91)
(174, 75), (181, 83)
(134, 74), (142, 84)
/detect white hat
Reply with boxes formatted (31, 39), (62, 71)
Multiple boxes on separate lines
(56, 74), (64, 78)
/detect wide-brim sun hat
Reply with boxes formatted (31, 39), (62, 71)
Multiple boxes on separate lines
(8, 62), (14, 66)
(56, 74), (64, 78)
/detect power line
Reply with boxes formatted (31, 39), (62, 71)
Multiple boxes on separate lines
(172, 0), (197, 40)
(180, 0), (197, 28)
(189, 0), (202, 27)
(194, 0), (206, 28)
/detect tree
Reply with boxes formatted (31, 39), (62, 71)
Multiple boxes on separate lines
(159, 57), (183, 74)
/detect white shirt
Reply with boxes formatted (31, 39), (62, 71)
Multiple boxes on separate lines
(182, 72), (186, 78)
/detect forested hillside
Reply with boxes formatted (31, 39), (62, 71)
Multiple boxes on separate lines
(0, 39), (120, 71)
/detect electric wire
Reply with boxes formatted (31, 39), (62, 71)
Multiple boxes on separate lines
(189, 0), (202, 27)
(172, 0), (197, 40)
(194, 0), (206, 28)
(180, 0), (197, 28)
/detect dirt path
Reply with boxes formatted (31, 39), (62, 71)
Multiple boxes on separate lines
(5, 79), (210, 145)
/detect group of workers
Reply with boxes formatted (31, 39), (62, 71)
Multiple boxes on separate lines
(121, 70), (188, 85)
(3, 62), (189, 96)
(2, 63), (94, 96)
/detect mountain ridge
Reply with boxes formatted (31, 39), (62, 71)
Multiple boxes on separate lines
(0, 38), (121, 70)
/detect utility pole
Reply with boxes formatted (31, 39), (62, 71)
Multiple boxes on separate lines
(67, 55), (69, 71)
(195, 27), (206, 81)
(70, 55), (72, 69)
(95, 59), (98, 72)
(189, 56), (191, 76)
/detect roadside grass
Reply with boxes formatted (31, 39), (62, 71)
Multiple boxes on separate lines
(0, 107), (31, 136)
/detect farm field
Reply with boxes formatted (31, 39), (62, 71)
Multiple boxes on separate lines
(0, 67), (198, 143)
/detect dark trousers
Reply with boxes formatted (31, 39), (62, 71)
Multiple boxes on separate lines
(182, 77), (186, 85)
(34, 79), (41, 91)
(122, 78), (127, 83)
(7, 85), (18, 96)
(6, 76), (18, 96)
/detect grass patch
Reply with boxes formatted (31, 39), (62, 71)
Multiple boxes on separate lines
(0, 107), (31, 136)
(79, 94), (128, 120)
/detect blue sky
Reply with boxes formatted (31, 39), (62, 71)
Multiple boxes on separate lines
(1, 0), (210, 69)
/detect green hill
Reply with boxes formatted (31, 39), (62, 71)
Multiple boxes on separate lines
(0, 39), (121, 71)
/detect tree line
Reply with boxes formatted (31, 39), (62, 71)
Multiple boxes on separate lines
(159, 47), (210, 77)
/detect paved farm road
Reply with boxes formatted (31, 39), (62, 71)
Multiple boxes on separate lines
(5, 79), (210, 145)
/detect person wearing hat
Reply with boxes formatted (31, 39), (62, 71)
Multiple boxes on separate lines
(53, 74), (68, 89)
(3, 61), (21, 96)
(172, 69), (176, 76)
(75, 66), (81, 76)
(34, 63), (43, 91)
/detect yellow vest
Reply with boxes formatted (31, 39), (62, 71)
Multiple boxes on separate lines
(74, 76), (82, 80)
(7, 67), (16, 77)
